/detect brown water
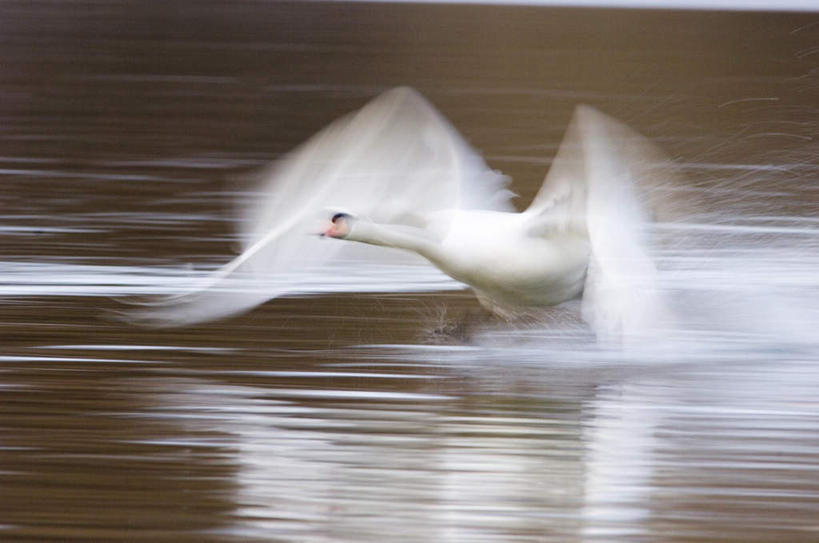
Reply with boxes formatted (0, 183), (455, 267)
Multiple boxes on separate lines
(1, 2), (819, 541)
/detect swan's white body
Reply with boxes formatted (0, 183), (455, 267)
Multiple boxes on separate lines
(133, 87), (676, 338)
(338, 210), (590, 315)
(437, 212), (590, 311)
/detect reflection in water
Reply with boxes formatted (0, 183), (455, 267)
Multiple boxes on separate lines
(144, 377), (583, 541)
(583, 380), (658, 541)
(581, 361), (819, 542)
(59, 353), (815, 542)
(1, 1), (818, 541)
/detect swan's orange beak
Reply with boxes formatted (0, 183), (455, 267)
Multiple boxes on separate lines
(319, 220), (338, 238)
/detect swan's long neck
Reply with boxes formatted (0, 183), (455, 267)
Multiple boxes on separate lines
(346, 220), (442, 261)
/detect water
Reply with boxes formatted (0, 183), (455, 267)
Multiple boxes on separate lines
(1, 2), (818, 541)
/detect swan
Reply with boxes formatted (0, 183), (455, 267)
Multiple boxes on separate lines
(320, 210), (590, 314)
(130, 87), (675, 338)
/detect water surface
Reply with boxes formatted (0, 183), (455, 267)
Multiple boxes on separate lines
(1, 2), (818, 542)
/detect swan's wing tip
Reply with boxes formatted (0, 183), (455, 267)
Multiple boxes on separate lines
(106, 294), (206, 328)
(112, 274), (280, 328)
(381, 86), (429, 104)
(574, 103), (598, 117)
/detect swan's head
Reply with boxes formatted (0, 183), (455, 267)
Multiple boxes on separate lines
(321, 212), (355, 239)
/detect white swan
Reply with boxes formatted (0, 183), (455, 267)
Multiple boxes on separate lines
(132, 87), (675, 338)
(320, 209), (589, 314)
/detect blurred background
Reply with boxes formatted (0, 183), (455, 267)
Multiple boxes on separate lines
(0, 1), (818, 541)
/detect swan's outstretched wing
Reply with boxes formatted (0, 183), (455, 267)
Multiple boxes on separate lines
(129, 87), (513, 326)
(526, 106), (679, 339)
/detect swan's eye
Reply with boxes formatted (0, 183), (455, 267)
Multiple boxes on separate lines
(331, 212), (349, 223)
